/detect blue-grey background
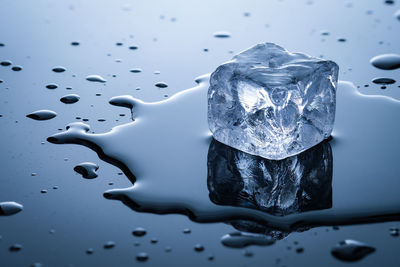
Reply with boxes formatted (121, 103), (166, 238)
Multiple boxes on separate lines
(1, 0), (400, 266)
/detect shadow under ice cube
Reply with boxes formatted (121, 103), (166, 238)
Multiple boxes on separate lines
(208, 43), (339, 159)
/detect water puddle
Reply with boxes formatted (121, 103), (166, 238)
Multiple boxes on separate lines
(47, 74), (400, 239)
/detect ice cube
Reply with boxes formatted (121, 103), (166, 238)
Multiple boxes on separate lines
(208, 43), (338, 159)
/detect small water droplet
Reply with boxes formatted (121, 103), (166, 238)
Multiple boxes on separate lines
(155, 82), (168, 88)
(74, 162), (99, 179)
(132, 227), (147, 237)
(9, 244), (22, 252)
(213, 31), (231, 38)
(183, 228), (191, 234)
(194, 244), (204, 252)
(1, 60), (12, 66)
(165, 246), (172, 252)
(395, 10), (400, 20)
(104, 241), (115, 249)
(60, 94), (80, 104)
(11, 66), (22, 71)
(0, 43), (4, 47)
(130, 68), (142, 73)
(71, 42), (80, 46)
(390, 227), (399, 236)
(337, 38), (347, 42)
(243, 249), (253, 257)
(150, 238), (158, 244)
(129, 45), (138, 50)
(136, 252), (149, 262)
(52, 66), (66, 73)
(372, 77), (396, 85)
(370, 54), (400, 70)
(0, 201), (23, 216)
(46, 83), (58, 89)
(385, 0), (395, 5)
(41, 189), (47, 194)
(331, 240), (375, 262)
(86, 248), (94, 254)
(208, 255), (215, 261)
(86, 75), (107, 83)
(296, 247), (304, 253)
(26, 110), (57, 121)
(116, 42), (123, 46)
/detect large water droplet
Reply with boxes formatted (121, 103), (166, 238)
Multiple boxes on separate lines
(0, 201), (23, 216)
(132, 227), (147, 237)
(46, 83), (58, 89)
(331, 240), (375, 262)
(11, 65), (22, 71)
(194, 244), (204, 252)
(372, 77), (396, 85)
(103, 241), (115, 249)
(0, 60), (12, 66)
(370, 54), (400, 70)
(136, 252), (149, 261)
(26, 110), (57, 121)
(155, 82), (168, 88)
(52, 66), (66, 73)
(86, 75), (107, 83)
(60, 94), (80, 104)
(220, 232), (275, 248)
(74, 162), (99, 179)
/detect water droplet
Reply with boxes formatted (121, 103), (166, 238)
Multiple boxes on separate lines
(208, 255), (215, 261)
(331, 240), (375, 262)
(130, 68), (142, 73)
(372, 77), (396, 85)
(71, 41), (80, 46)
(132, 227), (147, 237)
(0, 201), (23, 216)
(153, 71), (160, 75)
(86, 75), (107, 83)
(395, 10), (400, 20)
(136, 252), (149, 262)
(129, 45), (138, 50)
(337, 38), (347, 42)
(194, 244), (204, 252)
(116, 42), (123, 46)
(53, 186), (58, 189)
(46, 83), (58, 89)
(243, 249), (253, 257)
(370, 54), (400, 70)
(385, 0), (395, 5)
(26, 110), (57, 121)
(213, 31), (231, 38)
(86, 248), (94, 254)
(243, 12), (250, 17)
(104, 241), (115, 249)
(60, 94), (80, 104)
(9, 244), (22, 252)
(41, 189), (47, 194)
(390, 227), (399, 236)
(98, 119), (106, 122)
(155, 82), (168, 88)
(1, 60), (12, 66)
(52, 66), (66, 73)
(320, 31), (330, 36)
(74, 162), (99, 179)
(165, 246), (172, 252)
(150, 238), (158, 244)
(220, 232), (275, 248)
(183, 228), (191, 234)
(296, 247), (304, 253)
(0, 43), (4, 47)
(11, 66), (22, 71)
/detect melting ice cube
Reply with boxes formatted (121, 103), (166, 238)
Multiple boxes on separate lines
(208, 43), (338, 159)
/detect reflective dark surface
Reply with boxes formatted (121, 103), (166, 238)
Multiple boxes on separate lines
(1, 0), (400, 266)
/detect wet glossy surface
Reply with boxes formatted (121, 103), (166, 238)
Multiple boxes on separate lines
(1, 1), (400, 266)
